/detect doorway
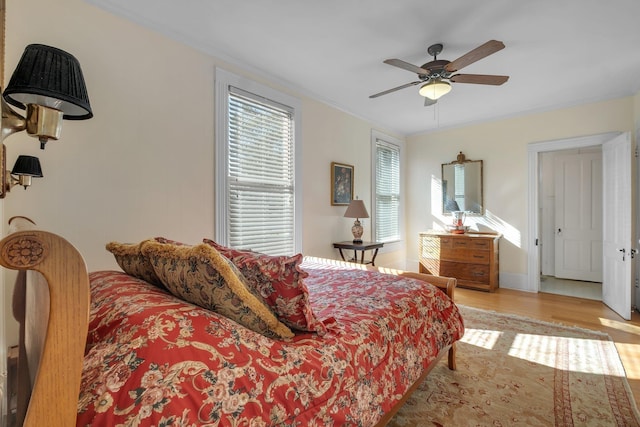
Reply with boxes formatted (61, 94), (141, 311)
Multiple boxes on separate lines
(538, 147), (603, 300)
(527, 132), (634, 320)
(539, 276), (602, 300)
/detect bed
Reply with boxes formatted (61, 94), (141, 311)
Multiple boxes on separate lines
(0, 217), (464, 426)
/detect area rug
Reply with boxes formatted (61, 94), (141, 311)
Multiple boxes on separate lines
(389, 305), (640, 427)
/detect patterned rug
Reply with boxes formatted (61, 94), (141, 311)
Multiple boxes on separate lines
(389, 305), (640, 427)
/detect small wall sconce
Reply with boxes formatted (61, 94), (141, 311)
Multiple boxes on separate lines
(1, 43), (92, 198)
(7, 154), (43, 192)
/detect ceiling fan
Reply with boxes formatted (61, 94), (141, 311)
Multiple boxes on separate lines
(370, 40), (509, 106)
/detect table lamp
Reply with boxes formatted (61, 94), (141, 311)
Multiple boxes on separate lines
(344, 198), (369, 243)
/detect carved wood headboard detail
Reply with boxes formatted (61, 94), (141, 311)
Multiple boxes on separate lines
(0, 217), (90, 426)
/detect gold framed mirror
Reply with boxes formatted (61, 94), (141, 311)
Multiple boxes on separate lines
(441, 151), (483, 215)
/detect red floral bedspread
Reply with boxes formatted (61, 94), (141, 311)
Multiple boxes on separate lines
(77, 259), (464, 426)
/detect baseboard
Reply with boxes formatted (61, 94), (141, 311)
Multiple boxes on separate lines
(499, 272), (533, 292)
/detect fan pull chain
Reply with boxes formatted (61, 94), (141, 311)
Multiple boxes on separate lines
(433, 102), (438, 125)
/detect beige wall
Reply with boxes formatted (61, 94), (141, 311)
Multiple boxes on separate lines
(1, 0), (410, 267)
(406, 97), (635, 289)
(4, 0), (217, 268)
(1, 0), (406, 346)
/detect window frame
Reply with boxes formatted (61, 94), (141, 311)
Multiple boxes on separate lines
(215, 68), (302, 253)
(370, 130), (405, 252)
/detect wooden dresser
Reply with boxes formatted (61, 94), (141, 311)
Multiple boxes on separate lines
(418, 231), (501, 292)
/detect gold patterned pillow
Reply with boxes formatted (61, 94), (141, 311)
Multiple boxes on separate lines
(105, 241), (163, 286)
(203, 239), (328, 335)
(141, 241), (294, 339)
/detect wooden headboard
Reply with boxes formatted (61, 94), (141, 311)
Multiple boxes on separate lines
(0, 217), (90, 426)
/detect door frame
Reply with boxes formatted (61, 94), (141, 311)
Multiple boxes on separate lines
(637, 128), (640, 311)
(526, 132), (620, 293)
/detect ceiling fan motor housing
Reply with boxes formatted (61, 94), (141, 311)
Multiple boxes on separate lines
(419, 59), (451, 80)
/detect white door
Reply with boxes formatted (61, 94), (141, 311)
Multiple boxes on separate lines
(602, 132), (633, 320)
(554, 151), (603, 281)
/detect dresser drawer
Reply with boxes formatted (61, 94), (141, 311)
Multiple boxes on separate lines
(419, 235), (452, 259)
(438, 262), (489, 282)
(453, 238), (490, 251)
(419, 257), (442, 276)
(420, 256), (488, 276)
(420, 241), (440, 259)
(440, 248), (490, 263)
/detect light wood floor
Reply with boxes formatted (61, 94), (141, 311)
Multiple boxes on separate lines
(454, 287), (640, 409)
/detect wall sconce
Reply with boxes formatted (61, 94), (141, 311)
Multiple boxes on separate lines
(1, 43), (92, 198)
(5, 154), (43, 192)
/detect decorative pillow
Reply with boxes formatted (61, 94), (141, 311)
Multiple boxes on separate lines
(141, 241), (294, 339)
(203, 239), (328, 335)
(105, 241), (163, 287)
(154, 236), (188, 246)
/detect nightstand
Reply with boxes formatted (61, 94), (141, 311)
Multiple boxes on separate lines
(333, 241), (384, 266)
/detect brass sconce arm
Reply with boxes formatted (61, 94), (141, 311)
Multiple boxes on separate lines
(0, 96), (52, 198)
(1, 96), (26, 139)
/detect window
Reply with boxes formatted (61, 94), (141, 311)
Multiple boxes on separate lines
(215, 69), (302, 255)
(371, 131), (404, 245)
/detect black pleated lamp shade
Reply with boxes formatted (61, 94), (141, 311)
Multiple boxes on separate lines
(3, 44), (92, 120)
(11, 155), (43, 177)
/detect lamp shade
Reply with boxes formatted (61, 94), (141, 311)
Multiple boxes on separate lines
(11, 155), (43, 177)
(344, 199), (369, 219)
(4, 44), (92, 120)
(419, 80), (452, 100)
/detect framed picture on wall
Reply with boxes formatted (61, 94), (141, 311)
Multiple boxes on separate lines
(331, 162), (354, 206)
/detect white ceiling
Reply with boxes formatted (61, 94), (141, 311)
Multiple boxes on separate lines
(88, 0), (640, 136)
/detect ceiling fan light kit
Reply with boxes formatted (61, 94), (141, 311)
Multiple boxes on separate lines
(370, 40), (509, 105)
(419, 80), (451, 100)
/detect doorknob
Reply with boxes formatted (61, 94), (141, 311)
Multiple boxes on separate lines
(619, 248), (626, 261)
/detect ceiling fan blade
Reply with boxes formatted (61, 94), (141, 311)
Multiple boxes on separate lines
(384, 59), (430, 75)
(369, 80), (422, 98)
(444, 40), (505, 73)
(424, 97), (437, 107)
(450, 74), (509, 85)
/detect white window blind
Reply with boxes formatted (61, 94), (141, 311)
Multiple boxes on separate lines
(374, 140), (401, 243)
(227, 87), (295, 255)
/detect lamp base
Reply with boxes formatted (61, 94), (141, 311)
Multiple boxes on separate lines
(351, 219), (363, 244)
(352, 239), (363, 244)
